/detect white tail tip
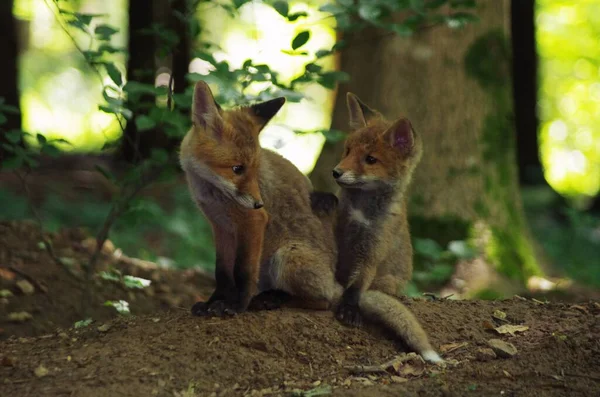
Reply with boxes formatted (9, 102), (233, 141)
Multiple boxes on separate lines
(422, 350), (443, 364)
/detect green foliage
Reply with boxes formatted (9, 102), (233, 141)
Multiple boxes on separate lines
(100, 269), (152, 289)
(74, 318), (93, 328)
(411, 237), (477, 291)
(104, 299), (130, 315)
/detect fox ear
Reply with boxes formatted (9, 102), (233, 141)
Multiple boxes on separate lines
(383, 118), (415, 154)
(347, 92), (379, 130)
(192, 81), (224, 136)
(249, 97), (286, 130)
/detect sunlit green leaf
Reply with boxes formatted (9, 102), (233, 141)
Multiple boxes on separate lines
(95, 24), (119, 40)
(273, 1), (289, 17)
(105, 63), (123, 87)
(287, 11), (308, 22)
(291, 30), (310, 50)
(74, 318), (93, 328)
(36, 133), (47, 145)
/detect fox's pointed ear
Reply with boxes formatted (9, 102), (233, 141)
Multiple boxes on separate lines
(347, 92), (379, 130)
(249, 97), (286, 129)
(192, 81), (224, 136)
(383, 118), (415, 154)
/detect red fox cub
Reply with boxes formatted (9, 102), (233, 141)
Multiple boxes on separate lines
(179, 81), (337, 315)
(180, 82), (441, 363)
(330, 92), (440, 363)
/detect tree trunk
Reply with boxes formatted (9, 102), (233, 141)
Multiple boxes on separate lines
(511, 0), (543, 186)
(121, 0), (157, 163)
(310, 1), (542, 288)
(120, 0), (192, 163)
(0, 0), (22, 164)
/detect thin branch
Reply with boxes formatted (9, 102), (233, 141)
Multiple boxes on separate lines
(14, 170), (83, 281)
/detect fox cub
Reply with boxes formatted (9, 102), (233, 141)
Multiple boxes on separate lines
(179, 81), (338, 316)
(333, 92), (423, 327)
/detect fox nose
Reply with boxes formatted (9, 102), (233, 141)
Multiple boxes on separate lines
(332, 169), (343, 179)
(253, 201), (264, 209)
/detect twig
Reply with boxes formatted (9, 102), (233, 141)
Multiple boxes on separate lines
(345, 354), (420, 375)
(5, 266), (47, 293)
(14, 170), (82, 281)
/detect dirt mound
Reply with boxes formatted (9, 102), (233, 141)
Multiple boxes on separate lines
(1, 298), (599, 396)
(1, 221), (599, 396)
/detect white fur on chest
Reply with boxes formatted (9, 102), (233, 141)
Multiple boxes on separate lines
(182, 160), (235, 232)
(348, 206), (372, 227)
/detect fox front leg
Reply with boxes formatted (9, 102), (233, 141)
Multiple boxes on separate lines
(336, 263), (377, 327)
(231, 208), (268, 313)
(191, 226), (237, 317)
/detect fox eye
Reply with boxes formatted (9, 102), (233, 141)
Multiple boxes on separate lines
(232, 165), (245, 175)
(365, 155), (377, 165)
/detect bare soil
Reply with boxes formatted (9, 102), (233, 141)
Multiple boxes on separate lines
(1, 221), (599, 397)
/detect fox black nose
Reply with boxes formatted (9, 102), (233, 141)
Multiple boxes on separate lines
(332, 169), (343, 179)
(254, 201), (264, 209)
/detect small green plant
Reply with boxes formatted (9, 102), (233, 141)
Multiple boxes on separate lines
(411, 237), (478, 291)
(100, 269), (152, 289)
(74, 318), (93, 328)
(104, 300), (131, 315)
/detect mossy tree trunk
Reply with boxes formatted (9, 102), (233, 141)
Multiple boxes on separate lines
(310, 1), (542, 289)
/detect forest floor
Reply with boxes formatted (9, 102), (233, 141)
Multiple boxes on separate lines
(1, 221), (600, 397)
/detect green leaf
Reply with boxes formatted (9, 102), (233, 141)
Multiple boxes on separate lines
(358, 4), (382, 21)
(104, 300), (130, 315)
(74, 318), (93, 328)
(305, 63), (322, 73)
(392, 23), (415, 37)
(291, 30), (310, 50)
(95, 24), (119, 40)
(100, 270), (121, 282)
(123, 275), (151, 289)
(105, 63), (123, 87)
(315, 49), (332, 58)
(446, 12), (478, 29)
(5, 130), (22, 144)
(36, 133), (47, 145)
(273, 1), (289, 17)
(414, 238), (443, 260)
(317, 71), (349, 89)
(2, 155), (24, 170)
(320, 129), (346, 142)
(135, 115), (156, 132)
(150, 148), (169, 163)
(287, 11), (308, 22)
(123, 81), (157, 95)
(41, 144), (61, 158)
(447, 240), (476, 259)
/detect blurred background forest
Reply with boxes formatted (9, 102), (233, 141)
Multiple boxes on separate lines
(1, 0), (599, 302)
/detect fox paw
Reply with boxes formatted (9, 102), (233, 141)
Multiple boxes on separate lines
(248, 290), (291, 311)
(336, 303), (362, 327)
(191, 300), (239, 317)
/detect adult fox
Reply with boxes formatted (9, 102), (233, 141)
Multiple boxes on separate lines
(179, 81), (441, 363)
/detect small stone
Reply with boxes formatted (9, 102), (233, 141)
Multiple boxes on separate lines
(58, 332), (68, 339)
(488, 339), (518, 358)
(475, 347), (497, 361)
(152, 318), (160, 323)
(312, 380), (321, 387)
(16, 280), (35, 295)
(1, 356), (16, 367)
(97, 323), (112, 333)
(8, 311), (33, 323)
(390, 376), (408, 383)
(34, 364), (49, 377)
